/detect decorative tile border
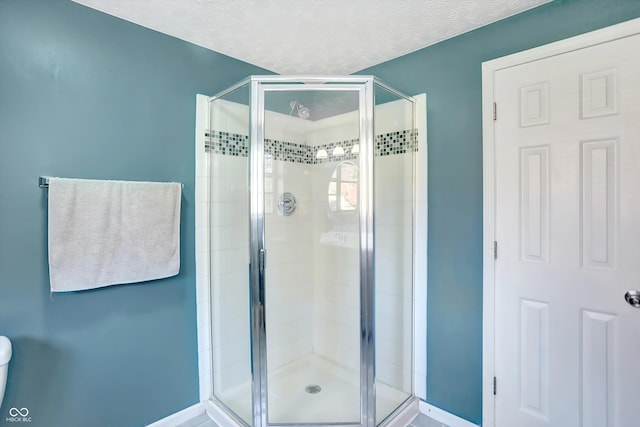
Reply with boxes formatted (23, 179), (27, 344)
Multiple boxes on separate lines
(265, 139), (314, 164)
(376, 130), (418, 157)
(205, 129), (417, 163)
(205, 130), (249, 157)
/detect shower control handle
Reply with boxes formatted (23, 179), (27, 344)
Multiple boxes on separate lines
(277, 192), (296, 216)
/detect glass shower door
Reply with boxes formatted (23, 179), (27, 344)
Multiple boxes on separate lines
(209, 83), (254, 425)
(373, 83), (415, 423)
(208, 76), (416, 427)
(259, 87), (364, 425)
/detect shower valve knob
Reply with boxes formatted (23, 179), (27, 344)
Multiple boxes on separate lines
(277, 192), (296, 216)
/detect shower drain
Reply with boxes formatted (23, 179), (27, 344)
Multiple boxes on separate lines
(305, 384), (322, 394)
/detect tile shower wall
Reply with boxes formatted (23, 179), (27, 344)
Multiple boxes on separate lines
(209, 153), (251, 392)
(374, 150), (414, 392)
(264, 112), (316, 371)
(308, 114), (361, 373)
(306, 102), (416, 394)
(202, 98), (415, 394)
(206, 99), (317, 396)
(374, 100), (415, 394)
(264, 160), (315, 369)
(206, 99), (252, 399)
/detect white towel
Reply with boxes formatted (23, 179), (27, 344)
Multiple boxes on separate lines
(48, 178), (181, 292)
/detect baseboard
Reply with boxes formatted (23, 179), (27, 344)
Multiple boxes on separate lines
(146, 402), (206, 427)
(146, 398), (476, 427)
(419, 401), (480, 427)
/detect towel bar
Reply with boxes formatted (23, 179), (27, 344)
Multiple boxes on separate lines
(39, 176), (183, 189)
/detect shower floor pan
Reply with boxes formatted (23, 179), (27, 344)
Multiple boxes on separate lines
(217, 355), (409, 424)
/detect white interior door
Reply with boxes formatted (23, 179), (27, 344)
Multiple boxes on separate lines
(494, 33), (640, 427)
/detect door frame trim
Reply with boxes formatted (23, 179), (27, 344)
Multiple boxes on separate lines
(481, 17), (640, 427)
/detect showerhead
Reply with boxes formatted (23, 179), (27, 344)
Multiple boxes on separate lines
(297, 105), (310, 120)
(289, 100), (310, 120)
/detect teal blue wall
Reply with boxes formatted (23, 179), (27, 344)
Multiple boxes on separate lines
(360, 0), (640, 424)
(0, 1), (267, 426)
(3, 0), (640, 426)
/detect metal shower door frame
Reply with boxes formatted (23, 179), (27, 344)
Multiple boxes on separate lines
(248, 76), (375, 427)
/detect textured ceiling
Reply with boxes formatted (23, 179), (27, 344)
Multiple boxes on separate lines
(72, 0), (552, 75)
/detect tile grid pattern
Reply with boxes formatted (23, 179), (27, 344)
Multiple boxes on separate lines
(376, 130), (419, 157)
(205, 131), (249, 157)
(204, 129), (418, 162)
(265, 138), (316, 164)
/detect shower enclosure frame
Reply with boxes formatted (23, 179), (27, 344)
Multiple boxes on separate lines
(207, 75), (418, 427)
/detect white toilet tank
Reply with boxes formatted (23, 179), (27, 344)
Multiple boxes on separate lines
(0, 336), (11, 409)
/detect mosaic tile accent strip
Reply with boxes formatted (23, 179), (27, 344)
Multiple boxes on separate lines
(205, 130), (249, 156)
(376, 130), (418, 157)
(265, 139), (314, 164)
(204, 129), (417, 163)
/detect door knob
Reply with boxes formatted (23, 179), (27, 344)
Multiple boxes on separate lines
(625, 290), (640, 308)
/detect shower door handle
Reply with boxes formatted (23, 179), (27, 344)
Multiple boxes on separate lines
(259, 249), (266, 275)
(259, 249), (266, 305)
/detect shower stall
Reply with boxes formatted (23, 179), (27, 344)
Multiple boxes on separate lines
(203, 76), (418, 427)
